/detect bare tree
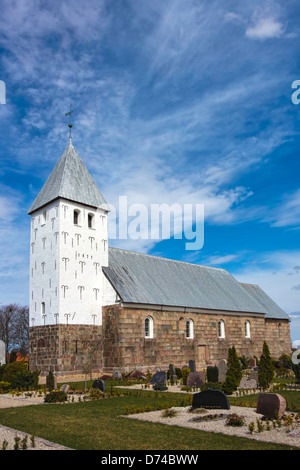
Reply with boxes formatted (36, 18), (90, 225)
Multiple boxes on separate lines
(0, 304), (29, 356)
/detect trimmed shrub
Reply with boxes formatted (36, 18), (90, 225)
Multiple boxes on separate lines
(206, 366), (218, 383)
(153, 383), (168, 391)
(44, 390), (68, 403)
(0, 364), (6, 381)
(2, 361), (27, 386)
(12, 369), (40, 390)
(0, 381), (12, 393)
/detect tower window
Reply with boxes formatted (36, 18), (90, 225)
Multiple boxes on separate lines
(41, 302), (45, 315)
(73, 209), (80, 225)
(88, 213), (94, 228)
(42, 211), (47, 224)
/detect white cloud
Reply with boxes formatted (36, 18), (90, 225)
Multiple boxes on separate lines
(246, 17), (284, 39)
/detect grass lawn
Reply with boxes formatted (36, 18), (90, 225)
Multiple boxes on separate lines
(0, 392), (299, 450)
(230, 390), (300, 412)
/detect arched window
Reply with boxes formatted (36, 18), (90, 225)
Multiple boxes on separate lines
(218, 320), (225, 339)
(144, 316), (154, 338)
(73, 209), (80, 225)
(186, 319), (194, 339)
(41, 302), (45, 315)
(245, 320), (251, 338)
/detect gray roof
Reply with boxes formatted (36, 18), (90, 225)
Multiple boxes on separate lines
(240, 283), (290, 320)
(103, 248), (270, 315)
(28, 139), (108, 214)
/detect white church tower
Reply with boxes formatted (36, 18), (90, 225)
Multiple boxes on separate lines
(28, 134), (109, 377)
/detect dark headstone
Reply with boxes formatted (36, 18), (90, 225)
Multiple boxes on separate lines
(248, 357), (256, 368)
(189, 360), (196, 372)
(92, 379), (106, 393)
(150, 371), (167, 385)
(257, 393), (286, 419)
(192, 389), (230, 410)
(187, 371), (205, 388)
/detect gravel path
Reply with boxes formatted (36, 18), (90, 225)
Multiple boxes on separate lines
(0, 394), (72, 450)
(125, 406), (300, 448)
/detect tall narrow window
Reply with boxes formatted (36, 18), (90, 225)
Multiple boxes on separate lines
(186, 319), (194, 339)
(88, 213), (94, 228)
(74, 209), (80, 225)
(218, 320), (225, 339)
(42, 210), (47, 224)
(245, 320), (251, 338)
(41, 302), (45, 315)
(145, 316), (154, 338)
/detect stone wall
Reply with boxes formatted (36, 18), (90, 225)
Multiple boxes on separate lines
(102, 305), (291, 372)
(29, 324), (103, 377)
(264, 319), (291, 357)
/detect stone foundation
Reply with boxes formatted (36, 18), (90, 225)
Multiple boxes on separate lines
(29, 324), (103, 377)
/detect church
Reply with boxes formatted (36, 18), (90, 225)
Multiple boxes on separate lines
(28, 136), (291, 379)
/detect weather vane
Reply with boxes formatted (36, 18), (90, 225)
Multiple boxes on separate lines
(65, 104), (74, 139)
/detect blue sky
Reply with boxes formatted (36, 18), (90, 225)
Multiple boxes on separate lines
(0, 0), (300, 341)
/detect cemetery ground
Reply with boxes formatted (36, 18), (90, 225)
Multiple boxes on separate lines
(0, 381), (300, 450)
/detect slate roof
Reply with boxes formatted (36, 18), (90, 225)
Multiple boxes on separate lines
(28, 139), (108, 214)
(240, 283), (290, 320)
(103, 247), (278, 316)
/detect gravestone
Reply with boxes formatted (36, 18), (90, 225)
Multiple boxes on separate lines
(248, 357), (256, 368)
(218, 359), (227, 383)
(92, 379), (106, 393)
(239, 377), (257, 389)
(249, 369), (259, 383)
(189, 360), (196, 372)
(128, 370), (146, 380)
(257, 393), (286, 419)
(150, 371), (167, 385)
(0, 340), (5, 365)
(192, 389), (230, 410)
(112, 370), (122, 380)
(60, 384), (70, 393)
(187, 371), (205, 388)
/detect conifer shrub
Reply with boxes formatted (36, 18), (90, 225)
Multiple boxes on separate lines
(258, 341), (274, 390)
(182, 367), (191, 385)
(223, 346), (242, 395)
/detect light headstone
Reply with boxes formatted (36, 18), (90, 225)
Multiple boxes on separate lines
(0, 341), (5, 365)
